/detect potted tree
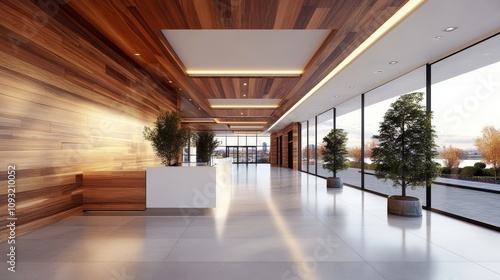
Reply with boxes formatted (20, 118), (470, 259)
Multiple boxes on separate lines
(143, 111), (191, 166)
(371, 92), (440, 217)
(144, 111), (220, 208)
(195, 130), (219, 166)
(321, 128), (350, 188)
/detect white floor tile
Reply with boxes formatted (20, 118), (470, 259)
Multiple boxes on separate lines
(1, 165), (499, 280)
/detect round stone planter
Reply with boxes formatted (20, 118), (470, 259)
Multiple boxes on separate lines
(326, 177), (343, 188)
(387, 195), (422, 217)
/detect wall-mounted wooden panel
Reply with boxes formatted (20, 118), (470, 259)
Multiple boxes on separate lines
(271, 122), (299, 170)
(0, 0), (175, 242)
(83, 171), (146, 211)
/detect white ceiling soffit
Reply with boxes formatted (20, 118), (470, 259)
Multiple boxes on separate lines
(181, 118), (215, 123)
(208, 98), (281, 109)
(269, 0), (500, 132)
(161, 29), (330, 76)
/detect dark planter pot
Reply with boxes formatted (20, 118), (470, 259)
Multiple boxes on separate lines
(326, 177), (343, 188)
(387, 195), (422, 217)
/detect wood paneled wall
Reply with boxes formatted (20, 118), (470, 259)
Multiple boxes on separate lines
(271, 123), (299, 170)
(0, 0), (176, 242)
(83, 171), (146, 211)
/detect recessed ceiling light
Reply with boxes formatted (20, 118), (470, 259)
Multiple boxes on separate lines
(198, 107), (201, 110)
(334, 95), (339, 98)
(389, 61), (398, 65)
(243, 94), (247, 97)
(243, 83), (247, 86)
(240, 112), (244, 115)
(374, 70), (384, 74)
(443, 27), (458, 32)
(134, 53), (141, 56)
(169, 80), (173, 83)
(179, 88), (182, 90)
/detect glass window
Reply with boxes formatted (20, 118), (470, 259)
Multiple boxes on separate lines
(239, 135), (247, 146)
(257, 136), (269, 147)
(316, 109), (334, 178)
(301, 121), (308, 171)
(226, 136), (237, 146)
(431, 34), (500, 227)
(247, 135), (257, 146)
(336, 96), (362, 187)
(364, 66), (426, 202)
(308, 117), (316, 174)
(216, 136), (226, 147)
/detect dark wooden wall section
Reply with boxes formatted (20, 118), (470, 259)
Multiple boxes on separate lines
(0, 1), (175, 242)
(271, 123), (299, 170)
(83, 171), (146, 211)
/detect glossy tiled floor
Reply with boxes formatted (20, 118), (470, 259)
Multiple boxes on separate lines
(2, 165), (500, 280)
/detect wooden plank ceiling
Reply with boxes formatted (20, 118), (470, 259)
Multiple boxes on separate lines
(65, 0), (407, 133)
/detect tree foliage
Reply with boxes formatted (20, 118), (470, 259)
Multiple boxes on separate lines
(195, 130), (219, 164)
(371, 92), (441, 196)
(349, 146), (363, 163)
(143, 111), (192, 166)
(474, 126), (500, 179)
(321, 129), (349, 177)
(365, 139), (377, 160)
(440, 144), (464, 168)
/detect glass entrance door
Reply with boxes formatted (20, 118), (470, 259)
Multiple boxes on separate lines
(226, 146), (257, 164)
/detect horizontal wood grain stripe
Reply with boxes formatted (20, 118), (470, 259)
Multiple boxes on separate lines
(0, 0), (170, 241)
(83, 171), (146, 211)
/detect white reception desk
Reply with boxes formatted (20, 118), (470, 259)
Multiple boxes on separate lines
(146, 158), (232, 208)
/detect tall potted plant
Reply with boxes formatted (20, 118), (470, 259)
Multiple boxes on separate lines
(321, 128), (350, 188)
(195, 130), (219, 165)
(371, 92), (440, 217)
(143, 111), (191, 166)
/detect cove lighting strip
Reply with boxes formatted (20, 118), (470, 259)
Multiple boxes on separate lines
(211, 105), (279, 109)
(214, 118), (267, 125)
(187, 70), (302, 77)
(267, 0), (425, 131)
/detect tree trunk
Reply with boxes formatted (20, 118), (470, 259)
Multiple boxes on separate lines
(401, 122), (406, 197)
(402, 179), (406, 197)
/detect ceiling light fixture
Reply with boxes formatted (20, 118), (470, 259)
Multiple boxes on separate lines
(243, 83), (247, 86)
(214, 118), (267, 125)
(267, 0), (425, 132)
(389, 61), (398, 65)
(181, 118), (215, 123)
(233, 131), (262, 134)
(208, 98), (280, 109)
(435, 36), (443, 39)
(443, 27), (458, 32)
(212, 104), (279, 109)
(134, 53), (141, 56)
(374, 70), (384, 74)
(229, 125), (265, 129)
(187, 70), (302, 77)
